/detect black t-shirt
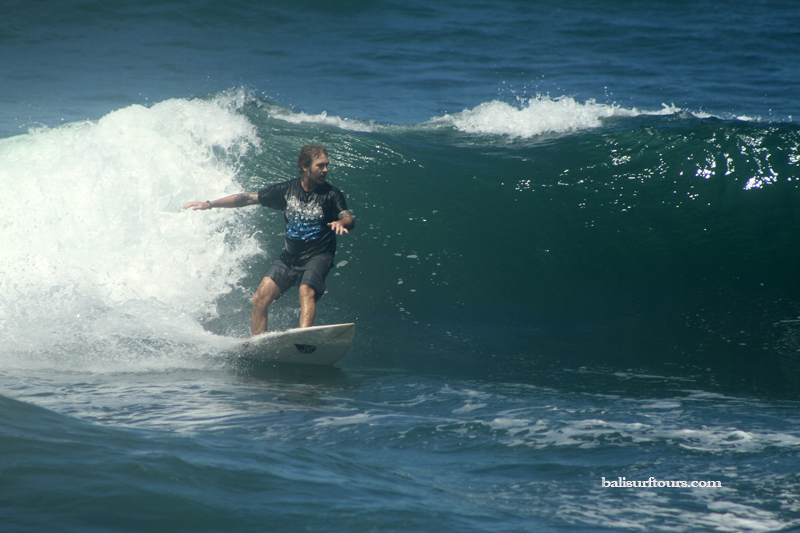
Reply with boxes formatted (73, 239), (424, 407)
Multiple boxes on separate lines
(258, 179), (349, 264)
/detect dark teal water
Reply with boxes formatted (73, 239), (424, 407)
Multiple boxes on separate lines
(2, 1), (800, 531)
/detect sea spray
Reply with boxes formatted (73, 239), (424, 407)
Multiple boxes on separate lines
(0, 95), (262, 371)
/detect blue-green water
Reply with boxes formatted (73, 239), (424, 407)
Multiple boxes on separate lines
(2, 1), (800, 531)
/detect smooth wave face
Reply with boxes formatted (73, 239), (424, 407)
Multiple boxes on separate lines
(251, 96), (800, 386)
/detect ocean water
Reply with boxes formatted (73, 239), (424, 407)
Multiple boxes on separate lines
(2, 1), (800, 532)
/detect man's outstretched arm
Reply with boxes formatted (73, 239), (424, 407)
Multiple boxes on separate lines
(183, 192), (260, 211)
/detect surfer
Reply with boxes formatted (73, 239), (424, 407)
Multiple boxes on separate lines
(183, 144), (355, 335)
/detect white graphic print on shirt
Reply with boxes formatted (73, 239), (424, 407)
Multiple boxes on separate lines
(285, 195), (324, 242)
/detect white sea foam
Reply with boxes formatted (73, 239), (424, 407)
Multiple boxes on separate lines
(475, 411), (800, 453)
(430, 96), (684, 138)
(268, 109), (377, 133)
(557, 491), (792, 532)
(261, 94), (701, 140)
(0, 95), (262, 371)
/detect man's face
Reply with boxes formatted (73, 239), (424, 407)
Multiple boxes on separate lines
(302, 154), (329, 189)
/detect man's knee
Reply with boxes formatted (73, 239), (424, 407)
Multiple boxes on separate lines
(254, 277), (280, 307)
(299, 284), (316, 300)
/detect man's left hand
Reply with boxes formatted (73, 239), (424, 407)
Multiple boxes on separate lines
(328, 220), (350, 235)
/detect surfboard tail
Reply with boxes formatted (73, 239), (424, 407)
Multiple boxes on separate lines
(237, 323), (355, 365)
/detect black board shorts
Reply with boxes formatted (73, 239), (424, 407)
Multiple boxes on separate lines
(265, 253), (334, 301)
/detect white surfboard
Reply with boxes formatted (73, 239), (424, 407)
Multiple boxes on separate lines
(236, 323), (355, 366)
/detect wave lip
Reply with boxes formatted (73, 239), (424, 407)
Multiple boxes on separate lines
(267, 108), (378, 133)
(256, 91), (773, 140)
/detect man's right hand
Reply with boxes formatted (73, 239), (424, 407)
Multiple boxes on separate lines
(183, 201), (212, 210)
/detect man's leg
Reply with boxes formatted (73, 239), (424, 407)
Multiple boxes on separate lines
(296, 253), (331, 328)
(252, 276), (281, 335)
(298, 284), (317, 328)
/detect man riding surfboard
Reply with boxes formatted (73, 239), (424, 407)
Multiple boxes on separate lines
(183, 144), (354, 335)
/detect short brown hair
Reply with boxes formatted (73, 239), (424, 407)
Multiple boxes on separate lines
(297, 144), (328, 174)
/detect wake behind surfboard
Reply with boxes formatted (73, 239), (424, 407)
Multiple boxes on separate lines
(234, 323), (355, 366)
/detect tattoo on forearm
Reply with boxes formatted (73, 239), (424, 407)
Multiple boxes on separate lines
(234, 193), (252, 207)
